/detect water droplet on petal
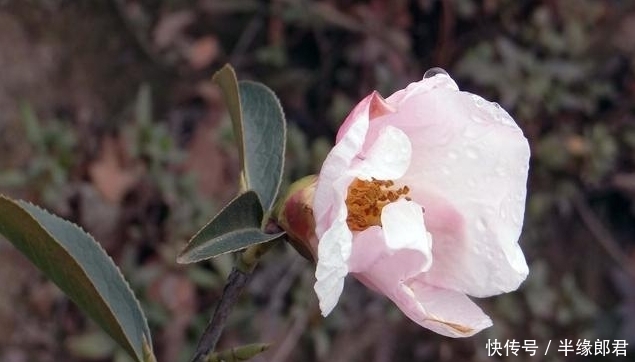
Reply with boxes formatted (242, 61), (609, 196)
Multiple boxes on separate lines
(476, 218), (487, 232)
(513, 191), (525, 201)
(463, 125), (480, 139)
(488, 102), (517, 127)
(465, 146), (479, 159)
(471, 94), (486, 108)
(423, 67), (449, 78)
(500, 113), (516, 127)
(495, 166), (508, 177)
(471, 115), (486, 124)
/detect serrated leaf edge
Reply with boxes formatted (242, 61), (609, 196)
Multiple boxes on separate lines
(1, 196), (152, 362)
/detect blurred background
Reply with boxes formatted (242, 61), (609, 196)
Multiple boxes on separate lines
(1, 0), (634, 361)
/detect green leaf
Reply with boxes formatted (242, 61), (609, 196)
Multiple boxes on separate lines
(208, 343), (270, 362)
(66, 330), (117, 360)
(177, 191), (284, 264)
(212, 65), (244, 178)
(238, 81), (286, 210)
(213, 65), (286, 211)
(0, 196), (153, 362)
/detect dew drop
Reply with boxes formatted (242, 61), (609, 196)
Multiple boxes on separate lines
(500, 113), (516, 126)
(471, 115), (486, 124)
(490, 103), (517, 127)
(423, 67), (449, 78)
(476, 218), (487, 233)
(471, 94), (486, 108)
(465, 146), (479, 159)
(463, 125), (480, 139)
(495, 166), (508, 177)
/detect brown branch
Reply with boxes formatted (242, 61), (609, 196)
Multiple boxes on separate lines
(191, 266), (253, 362)
(190, 224), (281, 362)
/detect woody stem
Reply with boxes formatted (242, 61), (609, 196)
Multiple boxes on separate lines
(189, 221), (281, 362)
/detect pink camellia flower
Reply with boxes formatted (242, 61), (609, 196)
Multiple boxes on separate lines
(311, 69), (530, 337)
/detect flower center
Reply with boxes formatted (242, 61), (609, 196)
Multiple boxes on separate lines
(345, 178), (411, 231)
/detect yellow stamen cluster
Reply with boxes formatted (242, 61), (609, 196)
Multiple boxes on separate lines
(345, 178), (411, 231)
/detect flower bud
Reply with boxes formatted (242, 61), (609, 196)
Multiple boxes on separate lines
(274, 175), (318, 262)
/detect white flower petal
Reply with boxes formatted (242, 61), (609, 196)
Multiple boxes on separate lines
(346, 226), (384, 274)
(350, 247), (434, 306)
(377, 86), (530, 297)
(313, 94), (372, 235)
(394, 279), (492, 337)
(386, 73), (459, 106)
(381, 200), (433, 272)
(314, 217), (352, 316)
(348, 225), (432, 284)
(355, 125), (412, 181)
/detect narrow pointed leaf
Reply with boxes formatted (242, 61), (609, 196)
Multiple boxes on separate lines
(213, 64), (286, 210)
(177, 191), (284, 264)
(0, 196), (153, 362)
(208, 343), (270, 362)
(135, 84), (153, 127)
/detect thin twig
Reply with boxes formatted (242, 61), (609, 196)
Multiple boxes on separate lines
(110, 0), (171, 68)
(269, 297), (315, 362)
(191, 267), (253, 362)
(191, 221), (282, 362)
(229, 16), (265, 68)
(571, 193), (635, 280)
